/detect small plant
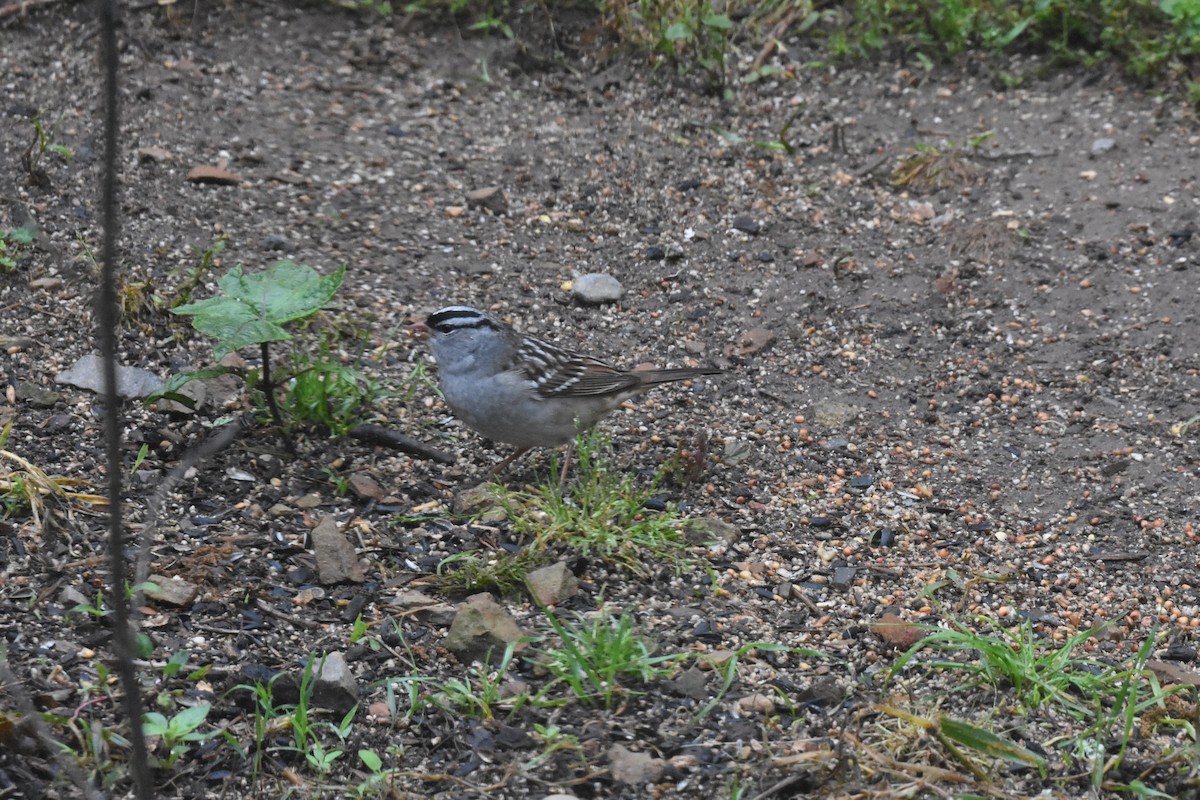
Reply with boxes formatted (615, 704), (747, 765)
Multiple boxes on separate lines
(429, 641), (524, 720)
(501, 430), (698, 574)
(523, 723), (584, 772)
(277, 656), (353, 776)
(142, 703), (218, 768)
(237, 655), (359, 780)
(437, 430), (702, 593)
(872, 702), (1048, 779)
(892, 133), (993, 194)
(607, 0), (733, 88)
(282, 341), (385, 436)
(22, 110), (72, 186)
(334, 0), (393, 15)
(70, 589), (109, 620)
(123, 238), (226, 318)
(351, 748), (397, 797)
(45, 708), (131, 789)
(0, 430), (106, 527)
(436, 547), (539, 595)
(348, 613), (381, 652)
(889, 615), (1191, 788)
(398, 357), (439, 402)
(153, 260), (346, 445)
(535, 606), (682, 708)
(0, 226), (35, 271)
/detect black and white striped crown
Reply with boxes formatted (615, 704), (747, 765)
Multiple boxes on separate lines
(426, 306), (500, 334)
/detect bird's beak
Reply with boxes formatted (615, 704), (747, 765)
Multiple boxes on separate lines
(409, 321), (430, 342)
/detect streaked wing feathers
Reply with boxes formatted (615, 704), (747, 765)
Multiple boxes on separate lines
(515, 336), (641, 398)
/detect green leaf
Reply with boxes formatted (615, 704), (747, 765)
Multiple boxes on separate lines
(701, 13), (732, 30)
(142, 712), (169, 736)
(359, 749), (383, 772)
(169, 703), (211, 736)
(172, 296), (291, 359)
(135, 632), (155, 659)
(172, 261), (344, 357)
(940, 717), (1046, 772)
(163, 650), (190, 677)
(146, 366), (241, 405)
(7, 227), (36, 245)
(664, 22), (691, 41)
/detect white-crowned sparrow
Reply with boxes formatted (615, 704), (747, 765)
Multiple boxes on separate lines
(413, 305), (720, 469)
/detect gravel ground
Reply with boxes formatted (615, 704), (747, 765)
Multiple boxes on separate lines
(0, 2), (1198, 798)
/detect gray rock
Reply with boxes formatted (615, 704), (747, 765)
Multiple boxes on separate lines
(15, 381), (60, 408)
(466, 186), (508, 214)
(453, 483), (498, 515)
(1091, 137), (1116, 156)
(572, 272), (624, 305)
(811, 399), (860, 428)
(731, 214), (761, 234)
(391, 589), (457, 626)
(59, 586), (91, 609)
(311, 515), (365, 584)
(145, 574), (200, 606)
(155, 378), (206, 414)
(831, 566), (858, 589)
(444, 592), (524, 664)
(312, 652), (359, 715)
(525, 561), (578, 606)
(607, 743), (665, 785)
(692, 518), (740, 546)
(670, 666), (709, 700)
(55, 354), (164, 399)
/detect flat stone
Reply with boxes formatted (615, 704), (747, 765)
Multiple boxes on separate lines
(186, 164), (242, 185)
(724, 327), (775, 358)
(391, 589), (457, 626)
(811, 399), (860, 428)
(15, 381), (60, 408)
(144, 574), (200, 607)
(155, 378), (206, 414)
(831, 565), (858, 589)
(310, 515), (365, 584)
(348, 473), (385, 501)
(607, 744), (665, 785)
(571, 272), (624, 305)
(55, 354), (164, 399)
(691, 518), (740, 546)
(731, 214), (761, 234)
(525, 561), (578, 606)
(465, 186), (508, 214)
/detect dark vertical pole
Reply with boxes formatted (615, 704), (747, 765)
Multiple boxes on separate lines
(97, 0), (154, 796)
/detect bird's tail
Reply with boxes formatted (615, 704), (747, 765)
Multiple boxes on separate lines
(635, 367), (723, 387)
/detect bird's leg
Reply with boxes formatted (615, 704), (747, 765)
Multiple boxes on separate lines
(488, 447), (530, 476)
(557, 439), (575, 490)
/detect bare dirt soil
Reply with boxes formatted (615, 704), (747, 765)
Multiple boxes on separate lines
(1, 1), (1199, 798)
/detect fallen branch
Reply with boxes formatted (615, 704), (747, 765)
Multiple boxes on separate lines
(349, 423), (454, 463)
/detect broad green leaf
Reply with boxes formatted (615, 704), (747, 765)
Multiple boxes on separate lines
(221, 261), (344, 324)
(142, 712), (169, 736)
(701, 14), (732, 29)
(169, 703), (211, 735)
(359, 749), (383, 772)
(664, 22), (691, 41)
(172, 261), (344, 356)
(6, 227), (36, 244)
